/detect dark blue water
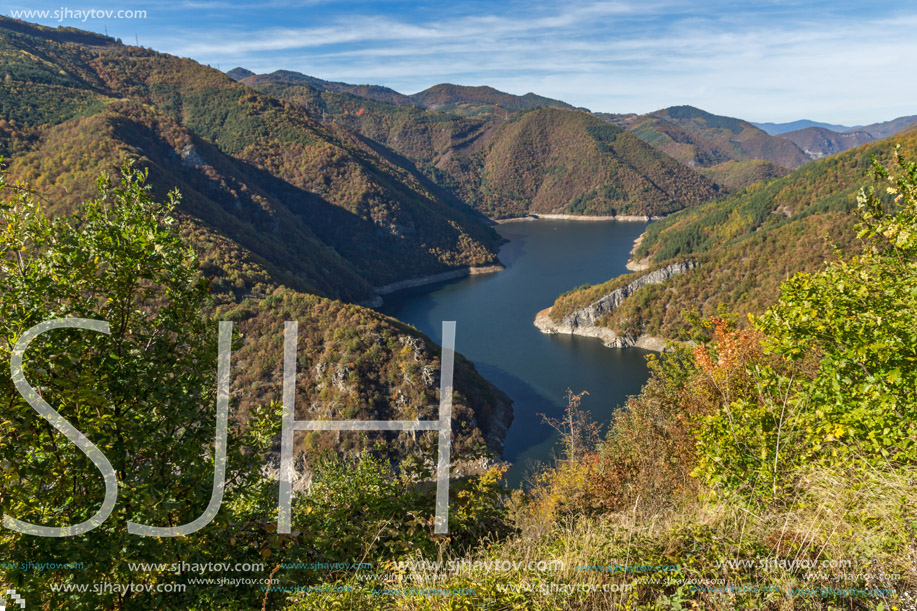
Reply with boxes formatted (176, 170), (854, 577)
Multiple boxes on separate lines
(380, 220), (653, 485)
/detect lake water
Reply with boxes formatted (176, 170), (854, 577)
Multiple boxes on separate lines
(380, 219), (653, 485)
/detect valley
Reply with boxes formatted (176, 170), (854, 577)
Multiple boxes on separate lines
(3, 12), (917, 610)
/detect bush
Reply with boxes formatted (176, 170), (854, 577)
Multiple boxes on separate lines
(693, 151), (917, 499)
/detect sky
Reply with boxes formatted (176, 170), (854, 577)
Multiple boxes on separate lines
(6, 0), (917, 124)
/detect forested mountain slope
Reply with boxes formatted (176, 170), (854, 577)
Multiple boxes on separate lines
(0, 17), (503, 297)
(244, 72), (722, 219)
(0, 17), (513, 462)
(544, 130), (917, 342)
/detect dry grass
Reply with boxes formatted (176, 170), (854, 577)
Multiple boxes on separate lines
(285, 463), (916, 611)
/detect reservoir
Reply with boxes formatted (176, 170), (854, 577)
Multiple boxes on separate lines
(380, 219), (653, 485)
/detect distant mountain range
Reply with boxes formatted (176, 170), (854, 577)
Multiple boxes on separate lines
(753, 119), (860, 135)
(856, 115), (917, 139)
(229, 67), (917, 191)
(773, 116), (917, 159)
(778, 127), (875, 159)
(237, 69), (720, 218)
(233, 69), (582, 117)
(755, 116), (917, 139)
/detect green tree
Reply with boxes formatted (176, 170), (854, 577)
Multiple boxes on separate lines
(0, 165), (275, 610)
(0, 164), (515, 610)
(694, 150), (917, 497)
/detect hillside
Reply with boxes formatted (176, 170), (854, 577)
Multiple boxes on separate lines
(222, 288), (513, 461)
(240, 73), (722, 219)
(694, 158), (790, 190)
(600, 106), (809, 189)
(3, 101), (376, 302)
(541, 129), (917, 343)
(0, 17), (504, 296)
(409, 83), (579, 118)
(780, 126), (874, 159)
(240, 69), (416, 106)
(471, 107), (721, 217)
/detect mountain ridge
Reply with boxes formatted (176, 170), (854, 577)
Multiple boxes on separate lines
(0, 16), (516, 462)
(753, 119), (858, 134)
(779, 126), (875, 159)
(237, 71), (721, 219)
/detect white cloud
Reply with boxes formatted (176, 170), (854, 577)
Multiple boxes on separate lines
(144, 1), (917, 123)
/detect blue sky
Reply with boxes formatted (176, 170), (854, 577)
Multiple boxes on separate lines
(7, 0), (917, 124)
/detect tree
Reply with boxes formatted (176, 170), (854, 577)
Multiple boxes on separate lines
(0, 165), (274, 610)
(693, 150), (917, 497)
(0, 164), (515, 609)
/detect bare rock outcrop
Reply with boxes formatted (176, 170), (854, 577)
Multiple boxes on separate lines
(534, 260), (698, 350)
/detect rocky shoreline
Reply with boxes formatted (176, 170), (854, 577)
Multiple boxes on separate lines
(496, 213), (661, 223)
(533, 260), (699, 351)
(360, 264), (505, 307)
(626, 230), (651, 271)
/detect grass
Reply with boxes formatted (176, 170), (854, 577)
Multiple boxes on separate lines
(282, 464), (916, 610)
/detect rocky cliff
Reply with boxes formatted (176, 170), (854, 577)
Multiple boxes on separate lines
(534, 261), (698, 350)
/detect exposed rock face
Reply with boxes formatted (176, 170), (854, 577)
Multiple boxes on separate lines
(179, 144), (209, 168)
(534, 260), (698, 350)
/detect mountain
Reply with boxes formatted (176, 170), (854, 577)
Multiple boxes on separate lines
(774, 116), (917, 159)
(225, 66), (254, 81)
(235, 74), (581, 118)
(779, 126), (875, 159)
(240, 74), (721, 219)
(0, 17), (503, 297)
(857, 115), (917, 139)
(230, 72), (493, 166)
(752, 119), (858, 135)
(467, 107), (720, 218)
(409, 83), (581, 118)
(754, 116), (917, 139)
(541, 127), (917, 344)
(0, 17), (514, 459)
(599, 105), (808, 189)
(648, 106), (811, 169)
(240, 69), (416, 106)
